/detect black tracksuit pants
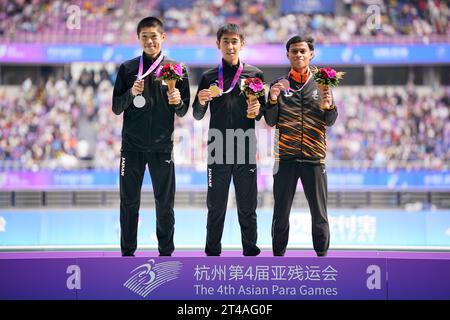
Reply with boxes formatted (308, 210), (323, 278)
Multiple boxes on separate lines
(120, 150), (175, 256)
(205, 163), (260, 256)
(272, 161), (330, 256)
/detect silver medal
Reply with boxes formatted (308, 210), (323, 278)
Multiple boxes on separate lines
(133, 95), (146, 108)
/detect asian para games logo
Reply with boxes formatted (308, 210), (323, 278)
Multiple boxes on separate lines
(123, 259), (182, 298)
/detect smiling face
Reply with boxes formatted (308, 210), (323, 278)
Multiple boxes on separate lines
(287, 41), (314, 73)
(217, 32), (244, 65)
(138, 26), (166, 58)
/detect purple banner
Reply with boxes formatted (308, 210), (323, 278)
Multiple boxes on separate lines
(0, 171), (113, 190)
(0, 258), (77, 300)
(2, 43), (449, 65)
(387, 259), (450, 300)
(2, 170), (449, 191)
(0, 44), (44, 63)
(74, 257), (386, 300)
(0, 254), (387, 300)
(1, 251), (449, 300)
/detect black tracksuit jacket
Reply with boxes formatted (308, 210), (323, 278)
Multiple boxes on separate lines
(112, 52), (190, 152)
(192, 59), (265, 164)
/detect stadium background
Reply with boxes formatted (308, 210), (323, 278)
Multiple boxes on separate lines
(0, 0), (449, 251)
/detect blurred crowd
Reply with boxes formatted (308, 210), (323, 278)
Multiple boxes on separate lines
(0, 71), (449, 171)
(329, 86), (450, 170)
(0, 0), (448, 45)
(0, 68), (116, 170)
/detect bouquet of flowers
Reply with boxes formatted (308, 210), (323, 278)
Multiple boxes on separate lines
(156, 63), (185, 91)
(241, 77), (265, 119)
(312, 67), (345, 87)
(241, 77), (265, 98)
(312, 67), (344, 109)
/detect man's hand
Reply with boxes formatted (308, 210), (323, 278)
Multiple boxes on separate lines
(247, 97), (260, 117)
(131, 79), (144, 96)
(269, 83), (284, 103)
(197, 89), (212, 106)
(168, 88), (181, 105)
(321, 85), (333, 110)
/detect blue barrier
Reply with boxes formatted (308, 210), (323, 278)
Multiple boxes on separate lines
(0, 208), (449, 248)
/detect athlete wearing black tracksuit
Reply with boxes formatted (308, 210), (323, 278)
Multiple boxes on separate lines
(193, 59), (265, 256)
(112, 52), (190, 256)
(264, 71), (338, 257)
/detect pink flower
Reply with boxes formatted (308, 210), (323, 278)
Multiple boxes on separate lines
(249, 81), (263, 92)
(156, 63), (184, 81)
(242, 77), (265, 98)
(172, 64), (183, 77)
(313, 66), (344, 87)
(319, 68), (337, 79)
(325, 67), (336, 78)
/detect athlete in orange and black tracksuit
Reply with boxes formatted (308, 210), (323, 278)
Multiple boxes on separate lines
(264, 69), (338, 257)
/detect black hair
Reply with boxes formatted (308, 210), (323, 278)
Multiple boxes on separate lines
(216, 23), (244, 42)
(286, 35), (314, 52)
(137, 17), (164, 36)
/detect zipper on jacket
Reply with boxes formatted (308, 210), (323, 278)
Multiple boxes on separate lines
(300, 93), (304, 159)
(147, 77), (152, 148)
(228, 98), (233, 128)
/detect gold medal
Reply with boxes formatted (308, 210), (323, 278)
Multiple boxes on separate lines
(209, 85), (221, 98)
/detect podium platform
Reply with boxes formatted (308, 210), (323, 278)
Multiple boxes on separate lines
(1, 250), (449, 300)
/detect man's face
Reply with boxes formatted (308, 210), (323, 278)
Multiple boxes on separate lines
(216, 32), (243, 63)
(138, 26), (165, 58)
(287, 42), (314, 71)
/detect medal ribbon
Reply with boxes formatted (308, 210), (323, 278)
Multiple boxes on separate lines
(218, 61), (243, 96)
(285, 69), (312, 93)
(137, 53), (164, 80)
